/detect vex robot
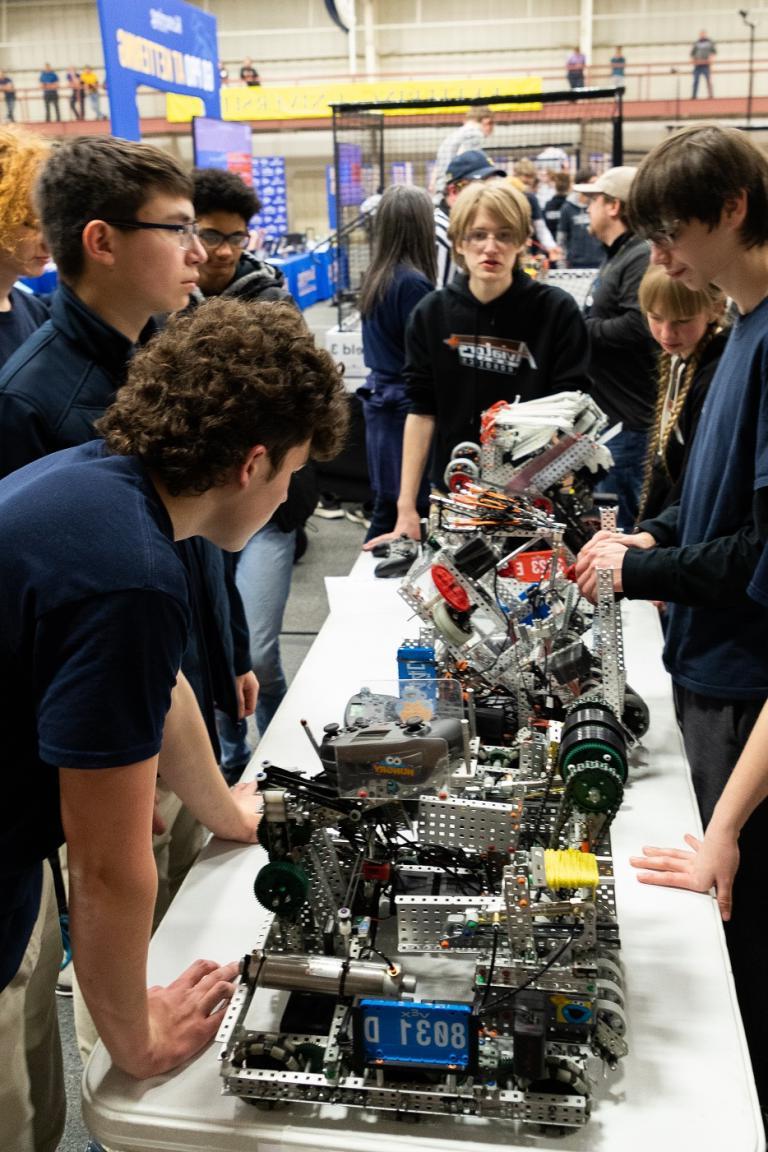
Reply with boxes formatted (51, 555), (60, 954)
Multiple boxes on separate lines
(218, 392), (640, 1130)
(219, 696), (629, 1128)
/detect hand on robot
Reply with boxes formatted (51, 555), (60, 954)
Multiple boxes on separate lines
(128, 958), (241, 1078)
(629, 827), (738, 922)
(227, 779), (264, 841)
(363, 507), (421, 551)
(575, 530), (656, 602)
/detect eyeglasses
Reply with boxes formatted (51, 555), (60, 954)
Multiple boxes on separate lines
(103, 218), (201, 250)
(463, 228), (519, 248)
(197, 228), (250, 251)
(644, 220), (681, 248)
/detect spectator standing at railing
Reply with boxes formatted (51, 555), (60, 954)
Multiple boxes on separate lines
(691, 30), (716, 99)
(566, 47), (586, 88)
(38, 62), (60, 122)
(80, 65), (106, 120)
(610, 46), (626, 85)
(65, 66), (83, 120)
(240, 57), (261, 86)
(0, 71), (16, 123)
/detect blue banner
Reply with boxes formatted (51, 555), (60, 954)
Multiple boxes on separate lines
(97, 0), (220, 140)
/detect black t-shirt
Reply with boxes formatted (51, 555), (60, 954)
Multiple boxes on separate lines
(0, 287), (49, 370)
(0, 441), (190, 990)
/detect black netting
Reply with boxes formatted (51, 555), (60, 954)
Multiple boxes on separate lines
(331, 87), (623, 326)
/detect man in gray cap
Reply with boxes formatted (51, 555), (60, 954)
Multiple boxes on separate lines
(434, 149), (507, 287)
(574, 165), (656, 529)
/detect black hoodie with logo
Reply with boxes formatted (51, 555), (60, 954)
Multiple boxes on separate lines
(404, 267), (591, 486)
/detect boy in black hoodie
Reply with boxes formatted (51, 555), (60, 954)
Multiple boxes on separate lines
(191, 167), (315, 755)
(367, 180), (590, 545)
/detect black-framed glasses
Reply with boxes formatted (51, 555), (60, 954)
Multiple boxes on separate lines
(197, 227), (250, 251)
(103, 218), (201, 250)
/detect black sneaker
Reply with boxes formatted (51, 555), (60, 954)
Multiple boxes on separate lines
(313, 492), (344, 520)
(344, 504), (372, 529)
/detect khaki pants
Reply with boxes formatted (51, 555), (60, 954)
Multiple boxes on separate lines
(0, 863), (66, 1152)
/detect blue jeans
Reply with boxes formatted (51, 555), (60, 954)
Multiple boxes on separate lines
(236, 520), (295, 736)
(594, 427), (649, 532)
(692, 64), (712, 99)
(216, 708), (251, 784)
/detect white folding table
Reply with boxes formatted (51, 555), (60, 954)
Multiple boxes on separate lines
(83, 561), (764, 1151)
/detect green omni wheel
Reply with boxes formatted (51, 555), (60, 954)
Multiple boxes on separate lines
(560, 738), (626, 784)
(253, 860), (309, 916)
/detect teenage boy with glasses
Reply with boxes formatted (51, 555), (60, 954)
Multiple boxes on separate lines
(0, 136), (260, 1093)
(366, 179), (590, 546)
(190, 165), (315, 762)
(575, 124), (768, 1109)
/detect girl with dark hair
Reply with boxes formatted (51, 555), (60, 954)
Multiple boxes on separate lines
(637, 266), (727, 522)
(359, 184), (437, 540)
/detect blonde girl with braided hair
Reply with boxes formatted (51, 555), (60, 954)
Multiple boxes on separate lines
(636, 266), (728, 522)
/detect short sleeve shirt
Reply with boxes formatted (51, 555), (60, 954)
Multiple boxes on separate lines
(0, 441), (190, 988)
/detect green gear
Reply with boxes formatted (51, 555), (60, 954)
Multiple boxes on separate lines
(253, 860), (309, 916)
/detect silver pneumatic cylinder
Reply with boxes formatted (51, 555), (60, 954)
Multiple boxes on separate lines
(250, 950), (416, 997)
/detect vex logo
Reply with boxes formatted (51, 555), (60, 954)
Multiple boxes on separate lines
(444, 334), (537, 374)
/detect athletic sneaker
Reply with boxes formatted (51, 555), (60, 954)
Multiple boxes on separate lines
(313, 491), (344, 519)
(344, 503), (372, 529)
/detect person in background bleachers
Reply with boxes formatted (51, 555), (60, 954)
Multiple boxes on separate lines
(80, 65), (106, 120)
(38, 62), (60, 122)
(240, 57), (261, 86)
(0, 126), (50, 368)
(566, 46), (586, 88)
(691, 29), (716, 99)
(610, 46), (626, 85)
(0, 70), (16, 123)
(65, 65), (83, 120)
